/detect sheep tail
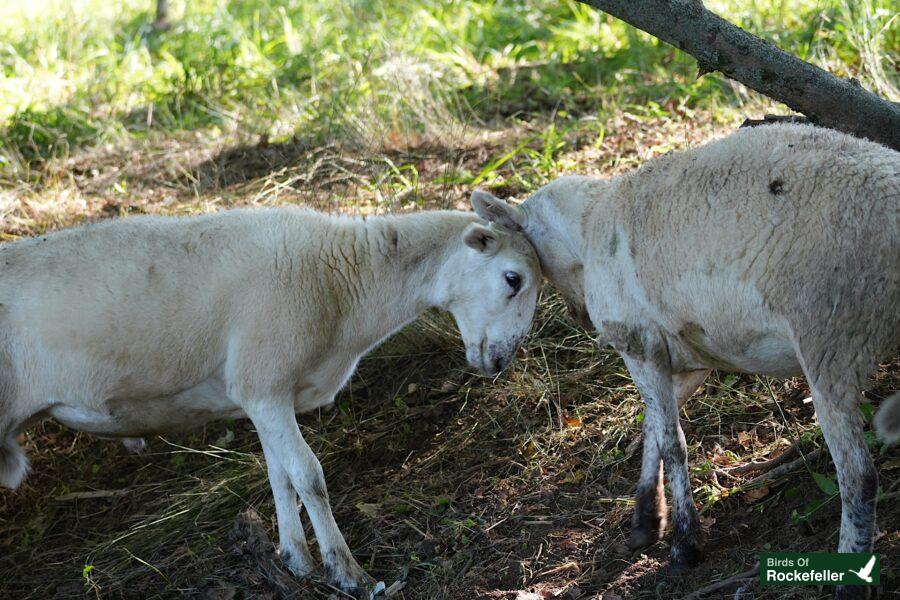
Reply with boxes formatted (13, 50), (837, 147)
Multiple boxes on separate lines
(875, 391), (900, 446)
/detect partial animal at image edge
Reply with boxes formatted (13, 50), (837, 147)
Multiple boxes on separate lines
(472, 122), (899, 600)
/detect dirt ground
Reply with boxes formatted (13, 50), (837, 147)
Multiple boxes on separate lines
(1, 116), (898, 599)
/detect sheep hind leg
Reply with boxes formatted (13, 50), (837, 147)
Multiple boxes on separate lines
(630, 369), (709, 550)
(874, 390), (900, 445)
(0, 343), (28, 489)
(805, 372), (877, 600)
(121, 438), (147, 454)
(0, 435), (28, 490)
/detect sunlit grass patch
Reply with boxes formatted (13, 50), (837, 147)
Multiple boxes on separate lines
(1, 0), (896, 180)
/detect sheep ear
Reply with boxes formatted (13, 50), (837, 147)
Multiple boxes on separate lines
(470, 190), (527, 231)
(463, 223), (498, 254)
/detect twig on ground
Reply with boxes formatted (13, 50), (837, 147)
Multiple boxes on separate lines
(683, 563), (760, 599)
(537, 561), (580, 578)
(716, 441), (800, 478)
(402, 519), (428, 539)
(454, 552), (476, 583)
(55, 489), (131, 501)
(743, 448), (823, 488)
(624, 434), (642, 459)
(384, 581), (406, 597)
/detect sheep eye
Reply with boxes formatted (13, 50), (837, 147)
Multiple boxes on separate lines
(504, 271), (522, 293)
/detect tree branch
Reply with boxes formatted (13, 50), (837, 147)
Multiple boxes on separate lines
(577, 0), (900, 151)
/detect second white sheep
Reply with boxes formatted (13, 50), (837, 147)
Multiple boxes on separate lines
(472, 123), (898, 600)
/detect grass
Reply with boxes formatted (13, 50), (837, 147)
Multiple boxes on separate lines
(0, 0), (898, 598)
(1, 0), (897, 174)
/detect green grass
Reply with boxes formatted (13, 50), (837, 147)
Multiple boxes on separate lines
(1, 0), (896, 175)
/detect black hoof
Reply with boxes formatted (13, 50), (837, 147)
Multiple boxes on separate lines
(669, 536), (703, 572)
(346, 585), (375, 600)
(629, 525), (660, 550)
(333, 579), (379, 600)
(631, 484), (666, 550)
(324, 562), (377, 600)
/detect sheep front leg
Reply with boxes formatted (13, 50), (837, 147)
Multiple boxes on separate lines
(246, 400), (375, 597)
(625, 357), (703, 571)
(261, 439), (317, 578)
(630, 369), (709, 550)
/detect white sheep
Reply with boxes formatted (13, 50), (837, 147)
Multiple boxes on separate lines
(471, 123), (899, 600)
(0, 206), (541, 596)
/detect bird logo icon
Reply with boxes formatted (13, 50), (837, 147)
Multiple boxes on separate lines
(848, 555), (876, 583)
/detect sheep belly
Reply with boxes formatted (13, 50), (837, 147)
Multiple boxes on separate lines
(48, 373), (241, 436)
(672, 323), (801, 377)
(46, 352), (361, 437)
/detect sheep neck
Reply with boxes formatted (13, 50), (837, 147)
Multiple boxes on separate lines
(336, 211), (478, 351)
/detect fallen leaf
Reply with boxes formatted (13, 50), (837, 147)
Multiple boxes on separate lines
(521, 439), (538, 459)
(711, 445), (731, 465)
(562, 470), (584, 484)
(743, 486), (770, 503)
(356, 503), (380, 518)
(563, 413), (582, 428)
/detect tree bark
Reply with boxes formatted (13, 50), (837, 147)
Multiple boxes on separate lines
(577, 0), (900, 151)
(153, 0), (170, 31)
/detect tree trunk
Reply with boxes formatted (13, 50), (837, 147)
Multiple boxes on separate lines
(154, 0), (170, 31)
(577, 0), (900, 151)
